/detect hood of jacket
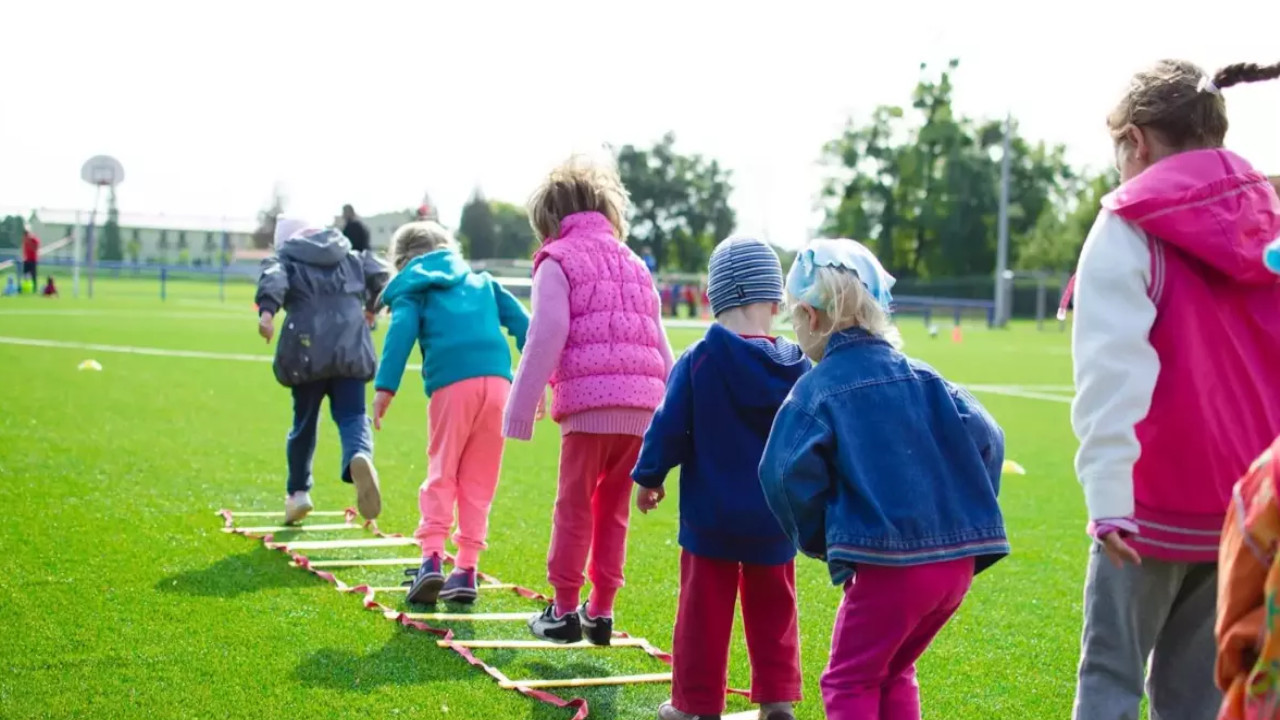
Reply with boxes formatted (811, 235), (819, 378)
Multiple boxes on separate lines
(1103, 149), (1280, 285)
(278, 228), (352, 267)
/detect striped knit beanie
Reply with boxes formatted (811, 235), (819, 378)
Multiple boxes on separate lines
(706, 236), (783, 317)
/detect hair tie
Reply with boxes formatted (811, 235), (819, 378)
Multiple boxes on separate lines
(1197, 75), (1220, 95)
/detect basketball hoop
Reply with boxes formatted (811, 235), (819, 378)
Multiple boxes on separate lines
(80, 155), (125, 187)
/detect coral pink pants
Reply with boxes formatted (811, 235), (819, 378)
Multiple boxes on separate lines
(671, 550), (803, 715)
(823, 557), (975, 720)
(416, 377), (510, 570)
(547, 432), (642, 617)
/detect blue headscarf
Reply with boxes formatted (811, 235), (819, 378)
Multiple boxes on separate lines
(786, 238), (895, 311)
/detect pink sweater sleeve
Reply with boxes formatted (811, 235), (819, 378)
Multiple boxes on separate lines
(503, 259), (571, 440)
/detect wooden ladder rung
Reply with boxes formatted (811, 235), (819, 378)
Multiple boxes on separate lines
(499, 672), (672, 689)
(437, 638), (648, 649)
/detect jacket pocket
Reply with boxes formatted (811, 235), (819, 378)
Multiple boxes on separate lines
(274, 313), (317, 386)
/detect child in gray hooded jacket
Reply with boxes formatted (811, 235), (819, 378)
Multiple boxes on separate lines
(255, 216), (390, 524)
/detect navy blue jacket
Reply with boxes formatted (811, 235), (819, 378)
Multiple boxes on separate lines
(759, 329), (1009, 585)
(633, 323), (811, 565)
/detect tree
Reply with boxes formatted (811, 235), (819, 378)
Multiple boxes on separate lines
(819, 60), (1075, 278)
(0, 215), (23, 248)
(126, 232), (142, 265)
(458, 189), (498, 259)
(204, 232), (218, 263)
(157, 230), (170, 264)
(1017, 170), (1118, 272)
(490, 201), (536, 259)
(617, 132), (736, 273)
(252, 186), (286, 250)
(99, 186), (124, 261)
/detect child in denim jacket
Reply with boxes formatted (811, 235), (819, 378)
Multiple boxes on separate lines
(759, 238), (1009, 720)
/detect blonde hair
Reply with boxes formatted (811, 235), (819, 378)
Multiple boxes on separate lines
(527, 154), (630, 242)
(788, 265), (902, 349)
(387, 221), (459, 271)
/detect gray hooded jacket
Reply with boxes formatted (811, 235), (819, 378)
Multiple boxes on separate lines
(255, 228), (390, 387)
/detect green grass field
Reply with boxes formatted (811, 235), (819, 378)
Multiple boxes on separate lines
(0, 279), (1084, 719)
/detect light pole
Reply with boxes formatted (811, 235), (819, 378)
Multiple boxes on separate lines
(994, 113), (1012, 327)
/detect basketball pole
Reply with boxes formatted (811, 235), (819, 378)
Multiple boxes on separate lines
(86, 184), (103, 300)
(72, 210), (81, 298)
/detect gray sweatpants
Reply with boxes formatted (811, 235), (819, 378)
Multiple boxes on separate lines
(1072, 545), (1221, 720)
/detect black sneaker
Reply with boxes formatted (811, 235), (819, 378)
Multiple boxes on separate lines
(439, 567), (478, 604)
(528, 604), (582, 644)
(578, 603), (613, 646)
(405, 554), (445, 605)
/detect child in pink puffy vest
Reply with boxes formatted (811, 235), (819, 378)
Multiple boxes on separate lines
(504, 156), (674, 645)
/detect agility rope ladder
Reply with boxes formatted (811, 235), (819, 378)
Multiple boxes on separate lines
(217, 508), (757, 719)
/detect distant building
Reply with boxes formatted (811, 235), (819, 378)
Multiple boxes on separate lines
(26, 209), (253, 267)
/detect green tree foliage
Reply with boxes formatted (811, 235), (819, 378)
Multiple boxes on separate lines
(458, 189), (498, 260)
(204, 232), (218, 263)
(252, 186), (286, 250)
(0, 215), (24, 248)
(617, 132), (736, 273)
(99, 187), (124, 261)
(490, 201), (536, 259)
(820, 60), (1078, 278)
(1017, 170), (1119, 272)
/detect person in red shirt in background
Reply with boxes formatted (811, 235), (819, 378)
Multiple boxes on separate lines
(21, 227), (39, 294)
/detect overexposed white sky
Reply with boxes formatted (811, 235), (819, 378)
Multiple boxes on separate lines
(2, 0), (1277, 245)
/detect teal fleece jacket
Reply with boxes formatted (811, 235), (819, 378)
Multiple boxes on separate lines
(374, 249), (529, 397)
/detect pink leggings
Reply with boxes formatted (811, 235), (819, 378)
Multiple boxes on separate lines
(823, 557), (975, 720)
(415, 377), (509, 570)
(547, 432), (642, 617)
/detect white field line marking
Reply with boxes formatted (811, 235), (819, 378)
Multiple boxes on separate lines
(0, 335), (429, 371)
(0, 309), (245, 319)
(1, 334), (1076, 405)
(967, 384), (1073, 404)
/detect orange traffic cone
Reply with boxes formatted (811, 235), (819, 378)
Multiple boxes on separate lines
(951, 325), (963, 343)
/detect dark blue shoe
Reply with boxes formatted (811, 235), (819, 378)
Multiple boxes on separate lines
(405, 554), (445, 605)
(439, 567), (478, 604)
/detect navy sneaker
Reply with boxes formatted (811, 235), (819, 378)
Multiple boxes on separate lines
(578, 603), (613, 646)
(528, 604), (582, 644)
(405, 554), (445, 605)
(439, 567), (478, 604)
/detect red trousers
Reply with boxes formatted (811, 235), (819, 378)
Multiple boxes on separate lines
(671, 549), (803, 715)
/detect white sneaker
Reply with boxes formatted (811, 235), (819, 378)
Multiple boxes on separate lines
(284, 491), (313, 525)
(349, 453), (381, 520)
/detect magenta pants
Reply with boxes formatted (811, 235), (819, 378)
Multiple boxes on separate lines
(823, 557), (975, 720)
(415, 377), (510, 570)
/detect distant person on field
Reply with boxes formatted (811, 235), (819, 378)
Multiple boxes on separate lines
(255, 216), (390, 525)
(3, 276), (17, 296)
(21, 225), (39, 293)
(760, 239), (1008, 720)
(633, 237), (809, 720)
(642, 245), (658, 273)
(504, 155), (674, 646)
(1069, 60), (1280, 720)
(372, 221), (530, 605)
(341, 204), (371, 254)
(41, 276), (58, 297)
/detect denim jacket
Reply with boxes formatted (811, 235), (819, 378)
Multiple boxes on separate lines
(759, 329), (1009, 585)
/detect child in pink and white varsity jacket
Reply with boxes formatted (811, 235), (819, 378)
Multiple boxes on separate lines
(504, 156), (674, 646)
(1070, 59), (1280, 720)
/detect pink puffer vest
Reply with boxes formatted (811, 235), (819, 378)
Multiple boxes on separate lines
(532, 212), (666, 421)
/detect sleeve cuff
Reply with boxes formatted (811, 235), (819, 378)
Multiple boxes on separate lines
(632, 472), (666, 489)
(374, 387), (396, 396)
(1088, 517), (1139, 540)
(257, 303), (278, 316)
(1080, 473), (1135, 521)
(504, 417), (535, 441)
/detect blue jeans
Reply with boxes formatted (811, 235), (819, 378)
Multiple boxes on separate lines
(286, 377), (373, 494)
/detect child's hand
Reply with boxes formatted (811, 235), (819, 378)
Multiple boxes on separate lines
(535, 392), (547, 421)
(258, 311), (275, 343)
(1100, 532), (1142, 568)
(636, 486), (665, 514)
(372, 390), (393, 430)
(364, 310), (376, 328)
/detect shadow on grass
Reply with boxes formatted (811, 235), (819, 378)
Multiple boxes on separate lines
(155, 544), (319, 597)
(478, 653), (621, 720)
(294, 626), (480, 692)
